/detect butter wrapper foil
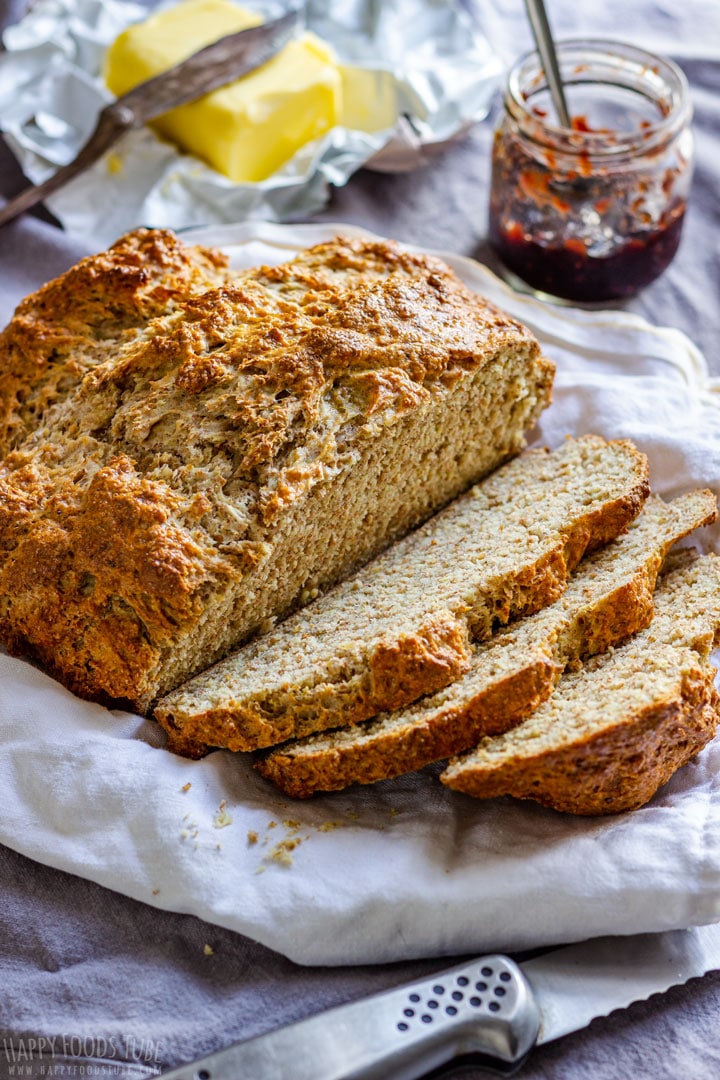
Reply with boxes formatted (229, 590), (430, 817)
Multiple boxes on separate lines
(0, 0), (503, 243)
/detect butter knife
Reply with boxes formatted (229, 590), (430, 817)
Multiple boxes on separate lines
(0, 7), (302, 228)
(158, 923), (720, 1078)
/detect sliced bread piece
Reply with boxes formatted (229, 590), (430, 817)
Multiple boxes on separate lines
(441, 554), (720, 815)
(256, 490), (717, 796)
(155, 435), (650, 755)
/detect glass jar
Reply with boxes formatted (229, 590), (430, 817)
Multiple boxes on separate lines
(488, 40), (693, 302)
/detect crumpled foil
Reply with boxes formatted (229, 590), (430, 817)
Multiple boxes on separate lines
(0, 0), (503, 243)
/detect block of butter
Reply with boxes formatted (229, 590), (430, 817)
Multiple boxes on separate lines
(104, 0), (343, 183)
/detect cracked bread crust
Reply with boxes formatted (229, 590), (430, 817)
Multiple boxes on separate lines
(0, 231), (554, 711)
(0, 228), (231, 457)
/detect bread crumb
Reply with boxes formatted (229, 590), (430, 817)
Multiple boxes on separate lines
(180, 782), (192, 793)
(318, 821), (341, 832)
(213, 799), (233, 829)
(268, 820), (277, 829)
(268, 837), (302, 867)
(203, 944), (214, 956)
(152, 888), (160, 896)
(256, 820), (312, 869)
(247, 830), (258, 845)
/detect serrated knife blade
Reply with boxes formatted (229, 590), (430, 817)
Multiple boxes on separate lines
(527, 923), (720, 1044)
(158, 923), (720, 1080)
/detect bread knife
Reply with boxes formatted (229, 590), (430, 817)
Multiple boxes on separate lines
(0, 7), (302, 228)
(158, 923), (720, 1079)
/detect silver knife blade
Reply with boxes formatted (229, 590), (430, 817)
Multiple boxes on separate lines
(527, 921), (720, 1044)
(157, 923), (720, 1080)
(0, 7), (302, 229)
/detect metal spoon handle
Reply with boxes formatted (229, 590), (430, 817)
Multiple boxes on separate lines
(523, 0), (571, 128)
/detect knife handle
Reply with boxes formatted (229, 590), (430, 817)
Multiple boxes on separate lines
(159, 954), (541, 1080)
(0, 104), (134, 229)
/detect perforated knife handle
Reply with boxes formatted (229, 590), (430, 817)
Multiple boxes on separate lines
(159, 954), (541, 1080)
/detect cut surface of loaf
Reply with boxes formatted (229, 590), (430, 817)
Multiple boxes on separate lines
(256, 490), (718, 797)
(0, 232), (555, 711)
(156, 435), (650, 756)
(441, 554), (720, 815)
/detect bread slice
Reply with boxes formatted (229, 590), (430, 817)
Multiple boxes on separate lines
(255, 490), (717, 796)
(155, 435), (650, 756)
(441, 554), (720, 815)
(0, 233), (554, 712)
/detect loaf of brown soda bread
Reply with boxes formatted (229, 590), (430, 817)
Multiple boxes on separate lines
(0, 232), (554, 711)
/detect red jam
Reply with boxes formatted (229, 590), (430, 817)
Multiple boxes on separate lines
(489, 194), (687, 303)
(488, 42), (694, 303)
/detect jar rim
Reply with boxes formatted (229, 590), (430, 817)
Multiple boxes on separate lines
(505, 38), (692, 158)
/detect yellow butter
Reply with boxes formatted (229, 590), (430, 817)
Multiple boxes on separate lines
(338, 66), (398, 134)
(104, 0), (343, 183)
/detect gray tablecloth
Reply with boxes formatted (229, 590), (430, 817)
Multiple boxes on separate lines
(1, 1), (720, 1077)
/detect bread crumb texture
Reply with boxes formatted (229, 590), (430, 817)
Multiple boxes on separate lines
(255, 490), (717, 797)
(442, 554), (720, 815)
(156, 434), (650, 754)
(0, 230), (553, 712)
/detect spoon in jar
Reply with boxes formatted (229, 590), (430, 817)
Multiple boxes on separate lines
(523, 0), (571, 128)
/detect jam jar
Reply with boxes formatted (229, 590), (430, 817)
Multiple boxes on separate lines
(488, 40), (693, 302)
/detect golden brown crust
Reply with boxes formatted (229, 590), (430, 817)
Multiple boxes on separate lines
(368, 613), (474, 713)
(0, 454), (240, 702)
(0, 231), (553, 710)
(0, 228), (229, 456)
(443, 665), (719, 815)
(255, 491), (716, 796)
(255, 654), (559, 798)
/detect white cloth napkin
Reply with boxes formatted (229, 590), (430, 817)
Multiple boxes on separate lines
(1, 221), (719, 967)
